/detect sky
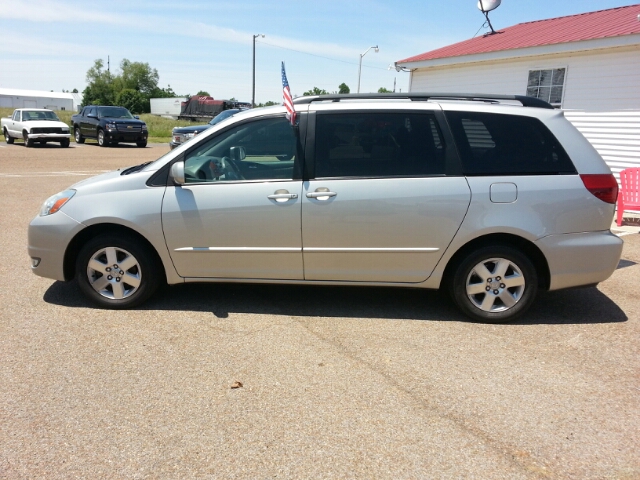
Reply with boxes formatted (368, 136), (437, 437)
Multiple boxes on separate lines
(1, 0), (638, 104)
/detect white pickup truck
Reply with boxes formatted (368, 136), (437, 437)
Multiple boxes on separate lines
(2, 108), (71, 147)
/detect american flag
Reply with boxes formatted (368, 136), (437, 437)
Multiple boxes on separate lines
(281, 62), (296, 126)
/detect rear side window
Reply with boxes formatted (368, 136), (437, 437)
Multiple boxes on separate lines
(315, 112), (445, 178)
(445, 111), (576, 175)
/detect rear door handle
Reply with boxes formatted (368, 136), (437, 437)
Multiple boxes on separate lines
(306, 189), (337, 200)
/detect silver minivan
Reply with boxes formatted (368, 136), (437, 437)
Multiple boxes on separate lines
(28, 93), (623, 322)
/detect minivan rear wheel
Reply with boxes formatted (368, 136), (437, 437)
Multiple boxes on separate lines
(449, 246), (538, 323)
(76, 234), (160, 309)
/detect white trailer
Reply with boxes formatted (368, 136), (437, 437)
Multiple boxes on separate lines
(150, 97), (186, 118)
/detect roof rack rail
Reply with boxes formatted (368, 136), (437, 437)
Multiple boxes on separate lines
(292, 92), (554, 109)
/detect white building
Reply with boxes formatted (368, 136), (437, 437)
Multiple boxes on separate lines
(396, 4), (640, 178)
(0, 88), (82, 111)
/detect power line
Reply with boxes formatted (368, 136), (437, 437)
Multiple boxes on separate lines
(256, 40), (389, 71)
(473, 21), (489, 38)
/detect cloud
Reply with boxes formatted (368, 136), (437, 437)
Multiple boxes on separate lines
(0, 0), (122, 23)
(0, 0), (362, 61)
(0, 36), (102, 58)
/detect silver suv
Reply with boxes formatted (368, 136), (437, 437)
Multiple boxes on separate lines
(28, 93), (623, 322)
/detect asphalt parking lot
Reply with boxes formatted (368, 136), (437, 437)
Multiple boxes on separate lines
(1, 142), (639, 479)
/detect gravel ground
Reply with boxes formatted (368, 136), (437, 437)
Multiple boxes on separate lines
(1, 143), (639, 479)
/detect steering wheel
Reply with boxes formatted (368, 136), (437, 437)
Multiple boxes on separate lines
(221, 156), (244, 180)
(207, 156), (244, 180)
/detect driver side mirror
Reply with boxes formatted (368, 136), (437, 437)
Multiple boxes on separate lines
(170, 161), (186, 185)
(230, 146), (246, 162)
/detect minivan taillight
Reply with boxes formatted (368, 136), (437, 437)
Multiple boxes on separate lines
(580, 174), (619, 204)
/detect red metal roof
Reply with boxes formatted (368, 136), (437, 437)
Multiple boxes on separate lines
(398, 4), (640, 64)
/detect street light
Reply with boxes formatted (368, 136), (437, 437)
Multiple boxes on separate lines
(357, 45), (379, 93)
(252, 34), (265, 107)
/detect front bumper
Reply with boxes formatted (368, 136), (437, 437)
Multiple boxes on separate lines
(536, 230), (623, 291)
(27, 133), (71, 141)
(28, 211), (85, 282)
(106, 131), (148, 143)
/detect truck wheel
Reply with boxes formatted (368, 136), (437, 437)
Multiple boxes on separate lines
(23, 131), (33, 147)
(3, 128), (14, 144)
(60, 139), (70, 148)
(136, 140), (147, 148)
(74, 127), (84, 144)
(97, 129), (108, 147)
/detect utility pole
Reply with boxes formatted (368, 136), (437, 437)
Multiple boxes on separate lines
(252, 34), (265, 107)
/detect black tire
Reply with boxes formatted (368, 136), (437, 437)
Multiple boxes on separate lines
(136, 140), (147, 148)
(448, 245), (538, 323)
(74, 127), (84, 144)
(4, 128), (14, 144)
(97, 129), (108, 147)
(23, 131), (33, 147)
(75, 234), (161, 309)
(60, 139), (70, 148)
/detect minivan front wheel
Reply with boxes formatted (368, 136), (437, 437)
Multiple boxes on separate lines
(76, 234), (160, 309)
(449, 246), (538, 323)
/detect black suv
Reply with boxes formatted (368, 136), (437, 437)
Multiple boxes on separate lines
(72, 106), (148, 147)
(170, 109), (243, 150)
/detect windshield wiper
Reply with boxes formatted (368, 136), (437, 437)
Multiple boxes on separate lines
(120, 161), (152, 175)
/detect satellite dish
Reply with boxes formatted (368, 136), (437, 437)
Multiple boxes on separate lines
(477, 0), (502, 34)
(477, 0), (501, 12)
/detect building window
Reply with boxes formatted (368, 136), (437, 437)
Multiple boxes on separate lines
(526, 68), (566, 107)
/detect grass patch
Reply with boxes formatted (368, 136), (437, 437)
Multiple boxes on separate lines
(1, 107), (207, 143)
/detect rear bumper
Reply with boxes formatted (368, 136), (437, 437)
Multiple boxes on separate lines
(536, 230), (623, 291)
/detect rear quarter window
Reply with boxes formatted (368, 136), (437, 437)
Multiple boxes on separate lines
(445, 111), (576, 175)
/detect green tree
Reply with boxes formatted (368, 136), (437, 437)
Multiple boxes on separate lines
(151, 85), (178, 98)
(117, 59), (159, 97)
(116, 89), (148, 114)
(303, 87), (329, 96)
(82, 58), (167, 112)
(378, 87), (392, 93)
(196, 90), (210, 96)
(82, 59), (116, 106)
(338, 83), (350, 94)
(255, 101), (279, 107)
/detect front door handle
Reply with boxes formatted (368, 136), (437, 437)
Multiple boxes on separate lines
(306, 188), (337, 201)
(268, 189), (298, 203)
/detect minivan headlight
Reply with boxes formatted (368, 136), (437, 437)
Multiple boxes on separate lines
(40, 189), (76, 216)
